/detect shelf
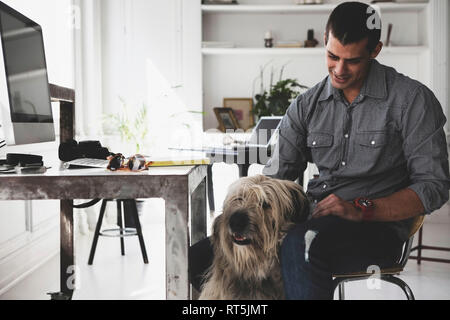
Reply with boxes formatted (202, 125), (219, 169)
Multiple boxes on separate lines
(202, 46), (428, 56)
(201, 3), (428, 14)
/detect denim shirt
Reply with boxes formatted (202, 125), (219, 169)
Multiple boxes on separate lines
(263, 60), (450, 241)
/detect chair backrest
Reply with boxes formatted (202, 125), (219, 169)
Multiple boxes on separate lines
(397, 215), (425, 268)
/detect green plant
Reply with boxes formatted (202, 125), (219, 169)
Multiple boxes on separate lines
(253, 63), (308, 119)
(103, 97), (149, 154)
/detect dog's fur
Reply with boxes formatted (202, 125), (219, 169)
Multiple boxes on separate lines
(199, 175), (309, 300)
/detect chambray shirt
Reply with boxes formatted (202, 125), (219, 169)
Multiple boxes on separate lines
(263, 59), (450, 241)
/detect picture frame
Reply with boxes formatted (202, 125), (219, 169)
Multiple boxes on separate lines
(223, 98), (255, 131)
(213, 107), (240, 132)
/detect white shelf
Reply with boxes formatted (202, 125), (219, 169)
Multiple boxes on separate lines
(202, 46), (428, 56)
(201, 3), (427, 14)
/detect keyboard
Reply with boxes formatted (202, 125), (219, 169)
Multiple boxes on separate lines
(64, 158), (109, 169)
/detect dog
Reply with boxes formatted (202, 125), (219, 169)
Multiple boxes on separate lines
(199, 175), (309, 300)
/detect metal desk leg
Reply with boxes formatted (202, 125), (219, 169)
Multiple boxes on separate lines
(165, 185), (190, 300)
(207, 164), (215, 216)
(165, 176), (207, 300)
(49, 200), (75, 300)
(238, 164), (250, 177)
(191, 177), (207, 246)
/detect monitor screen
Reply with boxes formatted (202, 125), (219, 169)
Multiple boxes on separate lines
(0, 1), (54, 145)
(0, 5), (52, 123)
(248, 117), (282, 145)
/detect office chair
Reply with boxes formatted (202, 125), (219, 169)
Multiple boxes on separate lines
(88, 199), (148, 265)
(331, 215), (425, 300)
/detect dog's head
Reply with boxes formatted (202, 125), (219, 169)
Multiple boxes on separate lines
(211, 175), (309, 277)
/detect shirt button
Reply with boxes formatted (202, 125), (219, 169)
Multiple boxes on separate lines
(312, 141), (317, 146)
(371, 141), (376, 145)
(322, 184), (327, 189)
(342, 161), (346, 166)
(344, 134), (349, 139)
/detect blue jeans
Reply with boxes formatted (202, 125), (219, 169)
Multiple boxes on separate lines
(280, 216), (404, 300)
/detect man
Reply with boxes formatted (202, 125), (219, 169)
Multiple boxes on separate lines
(189, 1), (449, 299)
(262, 1), (449, 299)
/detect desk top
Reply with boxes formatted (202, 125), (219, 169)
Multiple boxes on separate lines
(0, 163), (207, 201)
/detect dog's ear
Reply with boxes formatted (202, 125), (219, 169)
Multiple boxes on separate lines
(210, 214), (224, 249)
(284, 181), (310, 224)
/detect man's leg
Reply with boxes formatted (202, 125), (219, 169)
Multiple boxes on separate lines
(281, 216), (404, 300)
(189, 237), (213, 292)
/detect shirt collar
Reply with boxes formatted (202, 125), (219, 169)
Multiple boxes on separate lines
(318, 59), (387, 102)
(360, 59), (387, 99)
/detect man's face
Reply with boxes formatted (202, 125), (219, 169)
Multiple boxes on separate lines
(325, 31), (379, 91)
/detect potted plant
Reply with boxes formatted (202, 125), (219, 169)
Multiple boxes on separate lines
(252, 64), (308, 120)
(103, 97), (149, 155)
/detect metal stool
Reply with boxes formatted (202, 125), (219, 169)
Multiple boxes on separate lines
(88, 199), (148, 265)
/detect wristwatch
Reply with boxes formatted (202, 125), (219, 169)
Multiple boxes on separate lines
(353, 197), (375, 220)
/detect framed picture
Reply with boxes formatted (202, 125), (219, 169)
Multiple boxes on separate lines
(213, 107), (240, 132)
(223, 98), (255, 131)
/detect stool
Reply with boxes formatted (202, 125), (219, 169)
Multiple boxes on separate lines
(88, 199), (148, 265)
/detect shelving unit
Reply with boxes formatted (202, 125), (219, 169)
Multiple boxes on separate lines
(201, 3), (427, 14)
(201, 1), (431, 131)
(202, 46), (428, 56)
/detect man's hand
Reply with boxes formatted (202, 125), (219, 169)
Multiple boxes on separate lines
(312, 194), (363, 222)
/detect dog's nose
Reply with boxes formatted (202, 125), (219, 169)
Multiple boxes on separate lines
(229, 210), (249, 234)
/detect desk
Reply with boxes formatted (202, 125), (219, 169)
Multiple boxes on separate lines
(205, 146), (273, 213)
(0, 164), (207, 300)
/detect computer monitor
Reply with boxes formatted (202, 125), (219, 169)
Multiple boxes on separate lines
(247, 116), (283, 146)
(0, 1), (55, 146)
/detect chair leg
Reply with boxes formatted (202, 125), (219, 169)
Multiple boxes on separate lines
(127, 200), (148, 264)
(88, 199), (108, 265)
(417, 227), (423, 265)
(339, 283), (345, 300)
(117, 200), (125, 256)
(381, 275), (415, 300)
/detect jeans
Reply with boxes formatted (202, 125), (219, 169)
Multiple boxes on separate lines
(189, 216), (404, 299)
(281, 216), (404, 299)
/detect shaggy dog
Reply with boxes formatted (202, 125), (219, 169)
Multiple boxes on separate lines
(199, 175), (309, 300)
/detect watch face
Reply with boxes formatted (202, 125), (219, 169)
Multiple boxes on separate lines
(358, 198), (373, 208)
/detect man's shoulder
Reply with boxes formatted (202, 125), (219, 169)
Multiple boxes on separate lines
(382, 63), (430, 101)
(296, 76), (329, 105)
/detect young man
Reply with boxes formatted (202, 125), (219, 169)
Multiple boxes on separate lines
(262, 1), (449, 299)
(189, 2), (449, 299)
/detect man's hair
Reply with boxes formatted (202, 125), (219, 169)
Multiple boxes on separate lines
(325, 1), (382, 53)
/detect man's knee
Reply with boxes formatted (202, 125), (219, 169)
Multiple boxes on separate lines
(282, 223), (321, 263)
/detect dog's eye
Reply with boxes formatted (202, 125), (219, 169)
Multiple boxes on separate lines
(262, 201), (271, 209)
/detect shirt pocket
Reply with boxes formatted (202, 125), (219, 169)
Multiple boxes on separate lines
(354, 131), (392, 171)
(307, 132), (338, 170)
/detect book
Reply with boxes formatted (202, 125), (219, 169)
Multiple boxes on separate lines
(145, 157), (210, 167)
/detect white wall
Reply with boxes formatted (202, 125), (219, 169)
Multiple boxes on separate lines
(0, 0), (74, 88)
(77, 0), (202, 153)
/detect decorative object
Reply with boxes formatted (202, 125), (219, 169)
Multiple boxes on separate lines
(223, 98), (255, 131)
(264, 30), (273, 48)
(304, 29), (319, 48)
(214, 107), (240, 132)
(275, 41), (303, 48)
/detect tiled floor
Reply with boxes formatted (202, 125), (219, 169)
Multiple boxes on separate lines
(1, 163), (449, 300)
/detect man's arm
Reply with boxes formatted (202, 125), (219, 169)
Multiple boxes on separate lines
(312, 188), (425, 222)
